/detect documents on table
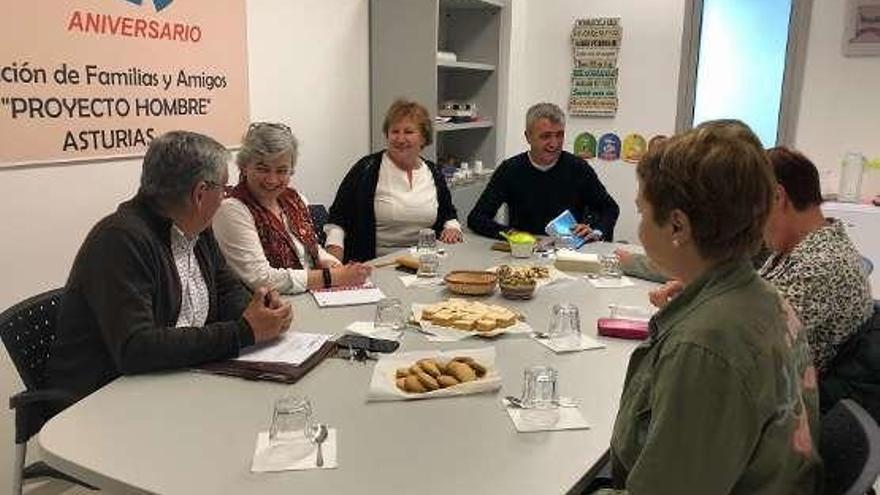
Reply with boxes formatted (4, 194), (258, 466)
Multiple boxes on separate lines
(235, 332), (334, 366)
(311, 281), (385, 307)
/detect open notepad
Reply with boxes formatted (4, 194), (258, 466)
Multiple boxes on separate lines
(310, 281), (385, 307)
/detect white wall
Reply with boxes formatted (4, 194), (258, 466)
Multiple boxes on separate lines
(795, 0), (880, 200)
(502, 0), (687, 243)
(0, 0), (369, 489)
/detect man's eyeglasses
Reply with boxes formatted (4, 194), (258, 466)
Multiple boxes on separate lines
(248, 122), (292, 134)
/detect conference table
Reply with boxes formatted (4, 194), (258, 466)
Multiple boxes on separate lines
(39, 236), (655, 495)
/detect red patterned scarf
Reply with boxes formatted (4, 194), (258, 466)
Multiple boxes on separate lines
(227, 182), (320, 269)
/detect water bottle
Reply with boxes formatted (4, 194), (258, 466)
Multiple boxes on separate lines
(839, 151), (866, 203)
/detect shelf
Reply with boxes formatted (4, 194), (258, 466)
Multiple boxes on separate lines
(441, 0), (503, 10)
(437, 60), (496, 72)
(435, 120), (494, 132)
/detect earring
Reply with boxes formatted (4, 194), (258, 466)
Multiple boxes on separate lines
(672, 239), (681, 247)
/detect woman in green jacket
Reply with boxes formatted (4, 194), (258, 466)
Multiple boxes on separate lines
(597, 120), (821, 494)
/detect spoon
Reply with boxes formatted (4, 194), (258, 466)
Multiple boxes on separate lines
(311, 424), (329, 467)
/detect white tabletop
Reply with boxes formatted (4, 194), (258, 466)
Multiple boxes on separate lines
(39, 236), (653, 495)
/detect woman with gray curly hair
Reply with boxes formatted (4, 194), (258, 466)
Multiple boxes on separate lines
(213, 122), (371, 294)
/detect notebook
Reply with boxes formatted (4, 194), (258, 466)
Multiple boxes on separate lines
(545, 210), (586, 249)
(310, 281), (385, 307)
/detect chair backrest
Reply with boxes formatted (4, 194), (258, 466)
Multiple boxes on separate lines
(821, 399), (880, 495)
(308, 203), (329, 244)
(861, 256), (874, 276)
(0, 288), (64, 391)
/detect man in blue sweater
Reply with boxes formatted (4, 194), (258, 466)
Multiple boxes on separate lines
(467, 102), (619, 240)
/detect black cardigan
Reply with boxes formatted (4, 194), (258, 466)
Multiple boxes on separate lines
(467, 151), (620, 240)
(45, 195), (254, 404)
(327, 150), (458, 262)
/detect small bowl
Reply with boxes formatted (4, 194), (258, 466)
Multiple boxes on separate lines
(509, 241), (535, 259)
(444, 271), (498, 296)
(499, 281), (536, 300)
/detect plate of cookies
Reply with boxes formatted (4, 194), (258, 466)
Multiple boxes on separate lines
(411, 298), (533, 340)
(367, 347), (501, 401)
(488, 264), (576, 291)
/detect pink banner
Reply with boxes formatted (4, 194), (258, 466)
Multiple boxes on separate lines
(0, 0), (249, 166)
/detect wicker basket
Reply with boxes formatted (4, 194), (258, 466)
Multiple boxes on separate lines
(444, 271), (498, 296)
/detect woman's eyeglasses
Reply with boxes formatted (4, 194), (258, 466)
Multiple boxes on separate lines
(248, 122), (292, 134)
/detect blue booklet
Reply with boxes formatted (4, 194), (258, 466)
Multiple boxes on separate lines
(545, 210), (586, 249)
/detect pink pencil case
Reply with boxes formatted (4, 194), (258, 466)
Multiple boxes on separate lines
(597, 318), (649, 340)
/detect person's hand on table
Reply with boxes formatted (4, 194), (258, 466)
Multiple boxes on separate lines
(244, 287), (293, 343)
(332, 263), (372, 286)
(439, 227), (463, 244)
(614, 248), (635, 266)
(326, 244), (344, 262)
(321, 257), (343, 269)
(649, 280), (684, 309)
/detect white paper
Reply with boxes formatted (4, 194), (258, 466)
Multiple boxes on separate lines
(531, 334), (606, 353)
(251, 429), (338, 472)
(235, 333), (333, 366)
(586, 275), (635, 289)
(367, 347), (501, 401)
(502, 399), (591, 433)
(345, 321), (403, 341)
(311, 281), (385, 307)
(398, 274), (445, 288)
(411, 303), (533, 341)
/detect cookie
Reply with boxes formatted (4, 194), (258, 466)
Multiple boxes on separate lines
(437, 375), (460, 388)
(447, 361), (477, 382)
(417, 359), (442, 378)
(415, 370), (440, 391)
(403, 374), (427, 393)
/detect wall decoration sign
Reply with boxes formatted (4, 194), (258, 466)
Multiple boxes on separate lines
(597, 133), (621, 161)
(569, 18), (621, 117)
(573, 132), (597, 159)
(622, 133), (647, 164)
(0, 0), (249, 167)
(843, 0), (880, 56)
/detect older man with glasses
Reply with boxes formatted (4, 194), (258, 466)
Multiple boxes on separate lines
(45, 131), (293, 411)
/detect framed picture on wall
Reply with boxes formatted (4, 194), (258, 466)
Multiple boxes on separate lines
(843, 0), (880, 56)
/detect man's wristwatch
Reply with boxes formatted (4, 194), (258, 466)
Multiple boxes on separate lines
(322, 268), (332, 288)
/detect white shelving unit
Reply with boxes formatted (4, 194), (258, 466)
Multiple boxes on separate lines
(370, 0), (508, 168)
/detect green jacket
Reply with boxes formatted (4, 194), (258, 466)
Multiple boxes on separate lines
(599, 260), (821, 494)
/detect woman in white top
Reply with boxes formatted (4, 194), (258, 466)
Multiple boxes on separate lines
(325, 99), (463, 262)
(213, 122), (371, 294)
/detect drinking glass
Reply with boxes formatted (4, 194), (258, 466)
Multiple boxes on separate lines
(268, 396), (315, 460)
(520, 366), (560, 426)
(548, 303), (582, 349)
(599, 253), (623, 279)
(416, 252), (440, 278)
(375, 297), (406, 330)
(417, 228), (437, 254)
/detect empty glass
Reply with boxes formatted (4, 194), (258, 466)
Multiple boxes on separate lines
(599, 253), (623, 279)
(375, 297), (406, 330)
(268, 396), (315, 460)
(548, 303), (582, 349)
(417, 228), (437, 254)
(416, 252), (440, 278)
(520, 366), (560, 426)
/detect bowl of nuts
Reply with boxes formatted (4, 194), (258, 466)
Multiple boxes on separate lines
(497, 265), (538, 300)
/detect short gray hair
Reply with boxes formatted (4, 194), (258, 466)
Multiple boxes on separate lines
(525, 102), (565, 133)
(139, 131), (229, 206)
(236, 122), (298, 169)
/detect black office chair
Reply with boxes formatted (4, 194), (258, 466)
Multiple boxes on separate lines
(821, 399), (880, 495)
(0, 288), (95, 494)
(309, 203), (329, 244)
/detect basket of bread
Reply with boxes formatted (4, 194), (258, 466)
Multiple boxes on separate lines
(368, 348), (501, 401)
(443, 270), (498, 296)
(412, 298), (531, 338)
